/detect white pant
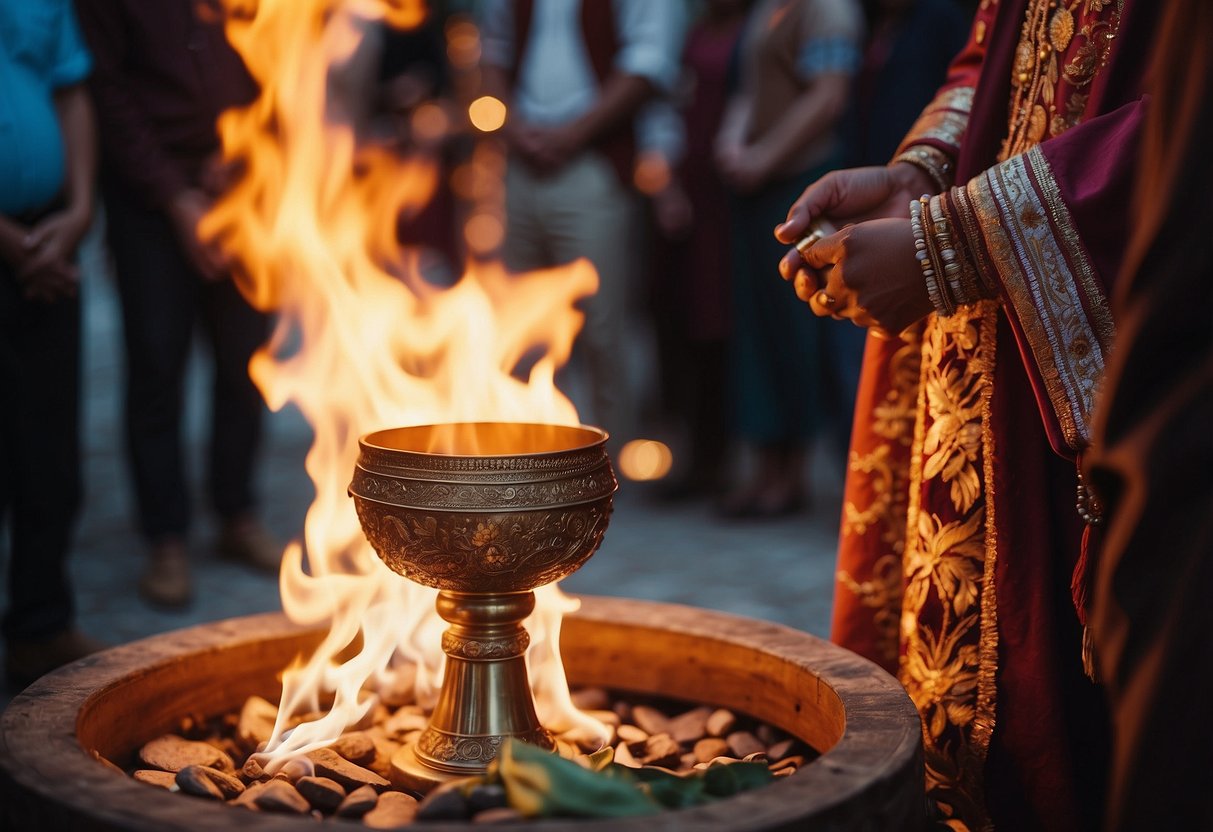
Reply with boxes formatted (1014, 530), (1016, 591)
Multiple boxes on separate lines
(504, 152), (640, 446)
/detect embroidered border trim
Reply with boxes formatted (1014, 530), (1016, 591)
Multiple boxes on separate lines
(897, 86), (976, 156)
(972, 301), (1000, 775)
(958, 147), (1111, 448)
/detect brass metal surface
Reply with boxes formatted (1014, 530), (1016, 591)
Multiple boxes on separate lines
(349, 422), (616, 788)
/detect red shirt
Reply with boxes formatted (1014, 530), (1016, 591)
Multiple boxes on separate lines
(74, 0), (257, 209)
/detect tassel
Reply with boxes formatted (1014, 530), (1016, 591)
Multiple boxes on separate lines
(1073, 525), (1099, 681)
(1072, 456), (1103, 682)
(1071, 523), (1092, 626)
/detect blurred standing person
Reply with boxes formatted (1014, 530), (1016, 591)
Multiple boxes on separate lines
(75, 0), (276, 608)
(644, 0), (749, 499)
(847, 0), (968, 167)
(479, 0), (685, 454)
(715, 0), (863, 517)
(329, 12), (465, 285)
(377, 18), (462, 284)
(0, 0), (103, 685)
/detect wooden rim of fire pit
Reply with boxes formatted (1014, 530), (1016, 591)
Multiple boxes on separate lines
(0, 596), (922, 831)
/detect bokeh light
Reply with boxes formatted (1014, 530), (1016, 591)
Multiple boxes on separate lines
(617, 440), (674, 482)
(468, 95), (507, 133)
(464, 212), (505, 255)
(444, 18), (481, 70)
(410, 102), (449, 144)
(633, 153), (672, 195)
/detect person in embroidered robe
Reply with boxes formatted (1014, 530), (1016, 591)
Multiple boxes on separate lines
(773, 1), (1162, 828)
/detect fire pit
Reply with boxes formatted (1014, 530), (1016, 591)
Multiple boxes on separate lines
(0, 597), (922, 830)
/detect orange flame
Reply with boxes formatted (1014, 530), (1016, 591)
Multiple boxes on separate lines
(204, 0), (607, 765)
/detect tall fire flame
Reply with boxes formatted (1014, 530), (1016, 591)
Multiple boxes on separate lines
(203, 0), (605, 764)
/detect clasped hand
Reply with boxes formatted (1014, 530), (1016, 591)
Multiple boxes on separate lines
(14, 209), (89, 303)
(507, 122), (583, 175)
(773, 163), (937, 336)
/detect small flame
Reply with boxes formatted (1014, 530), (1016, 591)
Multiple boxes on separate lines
(206, 0), (608, 766)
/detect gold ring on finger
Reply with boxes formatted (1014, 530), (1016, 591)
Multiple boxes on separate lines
(795, 229), (827, 259)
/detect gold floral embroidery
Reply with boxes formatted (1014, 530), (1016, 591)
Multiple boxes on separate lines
(905, 509), (986, 618)
(1049, 6), (1075, 52)
(842, 339), (921, 534)
(844, 444), (905, 541)
(899, 305), (995, 830)
(1002, 1), (1122, 159)
(903, 611), (979, 740)
(838, 334), (923, 668)
(837, 553), (902, 662)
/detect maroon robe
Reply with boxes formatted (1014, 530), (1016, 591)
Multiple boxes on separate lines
(829, 1), (1160, 828)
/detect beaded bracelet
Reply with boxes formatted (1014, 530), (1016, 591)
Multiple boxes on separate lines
(910, 196), (948, 316)
(920, 195), (955, 316)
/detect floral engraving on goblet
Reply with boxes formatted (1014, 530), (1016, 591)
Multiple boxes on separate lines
(354, 501), (611, 592)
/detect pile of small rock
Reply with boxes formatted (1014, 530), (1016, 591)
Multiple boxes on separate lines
(104, 685), (816, 827)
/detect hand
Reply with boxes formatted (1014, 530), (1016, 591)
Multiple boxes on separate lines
(716, 143), (772, 194)
(16, 209), (89, 302)
(22, 209), (90, 268)
(199, 151), (245, 197)
(652, 183), (693, 238)
(721, 154), (771, 194)
(504, 121), (546, 169)
(774, 162), (935, 245)
(778, 217), (933, 336)
(19, 257), (79, 303)
(526, 123), (583, 173)
(169, 189), (228, 282)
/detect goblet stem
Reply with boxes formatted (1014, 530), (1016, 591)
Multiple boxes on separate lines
(391, 590), (553, 790)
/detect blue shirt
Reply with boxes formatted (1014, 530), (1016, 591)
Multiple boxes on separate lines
(0, 0), (92, 215)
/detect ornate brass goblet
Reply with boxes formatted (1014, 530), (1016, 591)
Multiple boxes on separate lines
(349, 422), (616, 791)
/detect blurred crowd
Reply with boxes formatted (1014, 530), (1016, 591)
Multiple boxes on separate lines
(0, 0), (971, 691)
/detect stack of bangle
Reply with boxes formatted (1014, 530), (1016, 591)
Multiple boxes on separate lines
(909, 192), (989, 317)
(910, 195), (949, 316)
(928, 194), (965, 313)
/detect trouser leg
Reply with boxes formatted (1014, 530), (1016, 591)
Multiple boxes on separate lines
(103, 186), (196, 541)
(198, 279), (267, 520)
(541, 153), (638, 445)
(503, 162), (551, 274)
(0, 262), (80, 640)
